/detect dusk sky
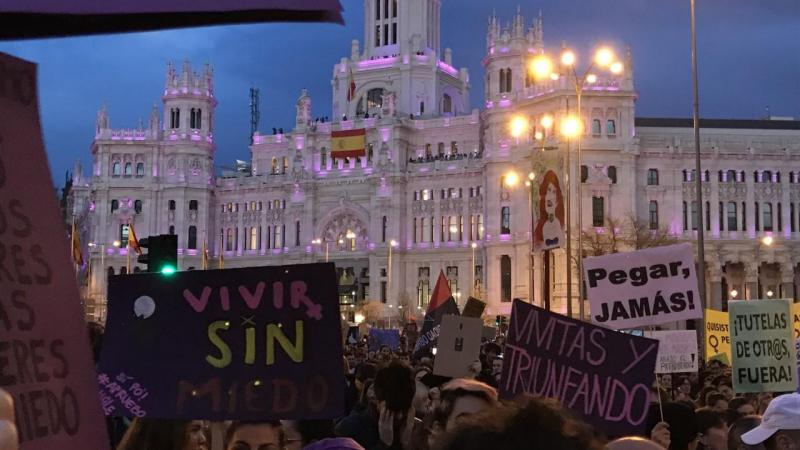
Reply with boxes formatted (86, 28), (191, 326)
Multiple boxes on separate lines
(0, 0), (797, 185)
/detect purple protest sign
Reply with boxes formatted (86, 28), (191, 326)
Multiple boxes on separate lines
(499, 300), (659, 437)
(97, 263), (344, 420)
(0, 0), (343, 39)
(0, 52), (109, 450)
(368, 328), (400, 352)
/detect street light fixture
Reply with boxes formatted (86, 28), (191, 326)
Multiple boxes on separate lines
(761, 236), (774, 246)
(766, 289), (774, 298)
(509, 115), (530, 138)
(529, 55), (554, 80)
(503, 171), (520, 188)
(730, 289), (738, 299)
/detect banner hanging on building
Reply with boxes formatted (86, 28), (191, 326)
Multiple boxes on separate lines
(0, 52), (109, 450)
(583, 243), (702, 329)
(705, 308), (731, 364)
(331, 129), (366, 158)
(500, 300), (658, 437)
(730, 299), (798, 393)
(643, 330), (699, 374)
(97, 263), (344, 420)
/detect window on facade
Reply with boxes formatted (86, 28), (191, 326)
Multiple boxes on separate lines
(437, 142), (445, 157)
(608, 166), (617, 184)
(417, 267), (430, 307)
(689, 202), (697, 231)
(226, 228), (233, 251)
(500, 206), (511, 234)
(294, 221), (300, 246)
(420, 217), (427, 242)
(419, 101), (425, 115)
(188, 226), (197, 250)
(448, 216), (458, 241)
(606, 120), (616, 135)
(274, 225), (284, 248)
(649, 201), (658, 230)
(742, 202), (747, 230)
(763, 171), (772, 183)
(134, 200), (142, 214)
(381, 216), (387, 243)
(111, 199), (119, 213)
(271, 158), (278, 174)
(367, 143), (374, 163)
(169, 225), (175, 235)
(647, 168), (659, 186)
(170, 108), (180, 129)
(499, 69), (506, 93)
(592, 197), (605, 227)
(505, 69), (512, 93)
(320, 148), (327, 169)
(189, 108), (202, 129)
(136, 162), (144, 176)
(727, 202), (738, 231)
(248, 227), (258, 251)
(440, 216), (446, 242)
(367, 88), (384, 111)
(763, 202), (773, 231)
(592, 119), (601, 135)
(413, 218), (418, 243)
(500, 255), (512, 303)
(682, 202), (688, 231)
(282, 157), (288, 174)
(719, 201), (724, 231)
(580, 165), (588, 183)
(477, 214), (484, 240)
(120, 224), (129, 247)
(124, 162), (132, 176)
(442, 94), (452, 114)
(429, 216), (435, 242)
(754, 171), (759, 183)
(112, 161), (121, 176)
(756, 202), (761, 230)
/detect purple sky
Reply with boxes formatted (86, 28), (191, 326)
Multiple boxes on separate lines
(0, 0), (797, 184)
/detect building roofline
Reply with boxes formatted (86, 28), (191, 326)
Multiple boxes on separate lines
(634, 117), (800, 130)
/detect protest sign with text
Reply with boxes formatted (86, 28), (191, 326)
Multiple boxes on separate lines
(368, 328), (400, 352)
(434, 315), (483, 378)
(583, 243), (702, 329)
(730, 300), (798, 393)
(500, 300), (658, 437)
(0, 52), (109, 450)
(793, 302), (799, 340)
(97, 263), (344, 420)
(705, 309), (731, 364)
(643, 330), (698, 374)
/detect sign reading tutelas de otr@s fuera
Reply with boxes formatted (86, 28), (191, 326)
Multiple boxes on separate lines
(583, 243), (702, 330)
(97, 263), (344, 420)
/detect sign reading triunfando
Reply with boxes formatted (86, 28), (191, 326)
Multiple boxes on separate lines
(583, 243), (702, 329)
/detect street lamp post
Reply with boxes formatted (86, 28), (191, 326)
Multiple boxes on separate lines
(312, 238), (330, 262)
(470, 242), (478, 297)
(387, 239), (398, 306)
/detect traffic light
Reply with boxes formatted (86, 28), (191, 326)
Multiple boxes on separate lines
(137, 234), (178, 274)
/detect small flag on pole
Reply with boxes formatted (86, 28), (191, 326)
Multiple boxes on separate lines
(128, 223), (142, 255)
(202, 239), (209, 270)
(70, 221), (83, 266)
(347, 66), (356, 102)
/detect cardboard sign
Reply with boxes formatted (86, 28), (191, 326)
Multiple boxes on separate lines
(500, 301), (658, 437)
(462, 297), (486, 318)
(730, 300), (798, 393)
(0, 52), (109, 450)
(583, 243), (702, 329)
(368, 328), (400, 352)
(97, 263), (344, 420)
(705, 308), (731, 363)
(434, 315), (483, 378)
(346, 326), (360, 345)
(793, 302), (800, 341)
(0, 0), (343, 39)
(643, 330), (699, 374)
(482, 326), (498, 341)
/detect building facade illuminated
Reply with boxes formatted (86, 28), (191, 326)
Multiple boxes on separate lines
(70, 0), (800, 322)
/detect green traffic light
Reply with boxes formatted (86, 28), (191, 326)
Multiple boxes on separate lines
(160, 265), (177, 275)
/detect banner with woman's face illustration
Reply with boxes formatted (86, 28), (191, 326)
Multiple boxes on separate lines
(534, 168), (566, 252)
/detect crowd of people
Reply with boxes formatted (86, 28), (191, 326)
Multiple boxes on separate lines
(2, 324), (798, 450)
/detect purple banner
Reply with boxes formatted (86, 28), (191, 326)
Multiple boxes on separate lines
(0, 0), (342, 39)
(499, 300), (658, 437)
(368, 328), (400, 352)
(97, 263), (344, 421)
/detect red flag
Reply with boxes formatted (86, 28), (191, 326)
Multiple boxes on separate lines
(347, 66), (356, 102)
(427, 270), (453, 314)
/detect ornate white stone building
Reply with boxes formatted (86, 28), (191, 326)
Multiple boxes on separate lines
(71, 0), (800, 323)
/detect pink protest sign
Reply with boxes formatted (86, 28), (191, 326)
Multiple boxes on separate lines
(0, 52), (109, 450)
(0, 0), (343, 39)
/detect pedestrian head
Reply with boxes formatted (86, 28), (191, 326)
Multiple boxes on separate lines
(225, 421), (284, 450)
(741, 394), (800, 450)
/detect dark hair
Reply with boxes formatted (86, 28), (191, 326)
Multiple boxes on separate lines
(87, 321), (105, 363)
(646, 402), (698, 450)
(432, 380), (498, 428)
(726, 397), (753, 424)
(695, 407), (725, 435)
(696, 387), (718, 407)
(705, 393), (727, 408)
(295, 420), (335, 445)
(728, 415), (762, 450)
(435, 395), (604, 450)
(483, 343), (501, 356)
(116, 418), (190, 450)
(355, 362), (378, 383)
(225, 421), (284, 449)
(373, 360), (415, 412)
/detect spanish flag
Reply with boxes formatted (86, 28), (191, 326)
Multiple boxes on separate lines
(331, 129), (366, 158)
(128, 223), (142, 255)
(70, 221), (83, 266)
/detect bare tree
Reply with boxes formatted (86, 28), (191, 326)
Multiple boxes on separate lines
(621, 213), (677, 250)
(578, 215), (675, 258)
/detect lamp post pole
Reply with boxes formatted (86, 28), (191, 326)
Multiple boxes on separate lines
(691, 0), (707, 310)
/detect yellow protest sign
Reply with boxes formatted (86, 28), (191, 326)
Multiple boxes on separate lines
(705, 308), (731, 363)
(793, 302), (799, 340)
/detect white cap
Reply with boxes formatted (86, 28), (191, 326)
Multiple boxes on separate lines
(741, 393), (800, 445)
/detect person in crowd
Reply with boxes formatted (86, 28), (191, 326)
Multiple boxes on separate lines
(0, 389), (17, 450)
(727, 398), (757, 425)
(283, 420), (364, 450)
(225, 421), (284, 450)
(336, 380), (380, 448)
(697, 387), (720, 408)
(608, 437), (668, 450)
(673, 376), (693, 402)
(741, 393), (800, 450)
(646, 402), (699, 450)
(427, 379), (498, 448)
(728, 416), (765, 450)
(117, 418), (208, 450)
(695, 408), (728, 450)
(345, 362), (378, 414)
(373, 361), (418, 449)
(706, 393), (730, 414)
(434, 395), (605, 450)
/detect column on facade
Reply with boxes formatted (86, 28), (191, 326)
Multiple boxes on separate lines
(745, 173), (756, 237)
(710, 179), (720, 237)
(744, 259), (759, 300)
(780, 260), (796, 301)
(707, 259), (723, 310)
(780, 170), (791, 238)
